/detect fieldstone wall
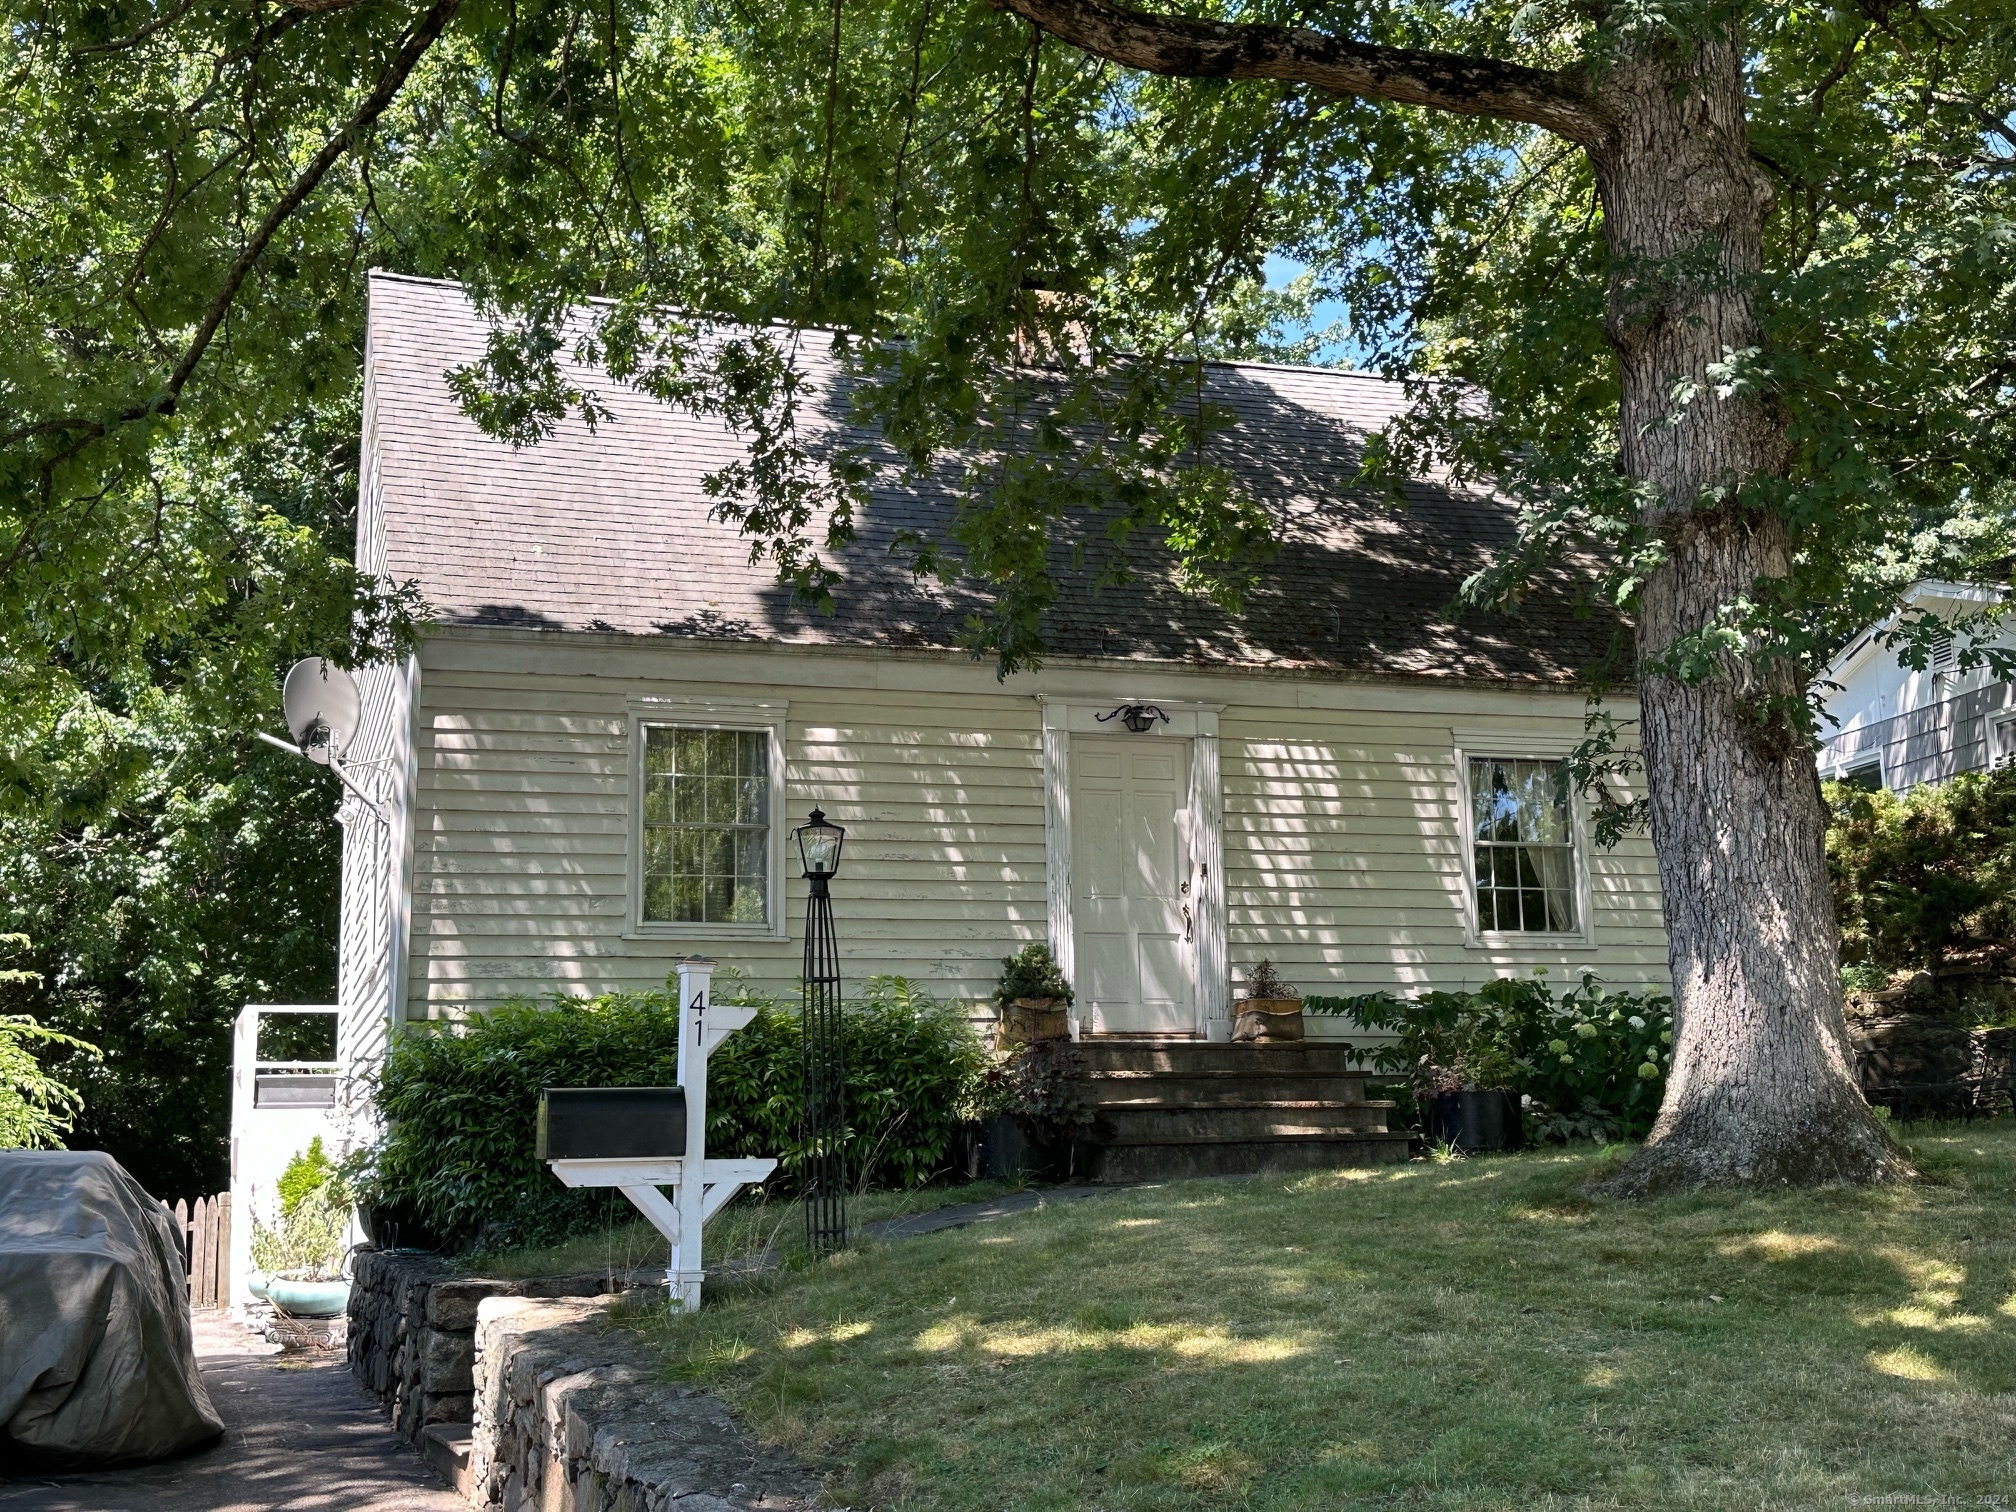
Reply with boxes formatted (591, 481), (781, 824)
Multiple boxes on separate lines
(1845, 966), (2016, 1110)
(471, 1296), (817, 1511)
(347, 1249), (654, 1443)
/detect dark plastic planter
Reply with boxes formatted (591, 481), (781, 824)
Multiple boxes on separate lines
(357, 1199), (446, 1253)
(965, 1114), (1029, 1180)
(965, 1113), (1085, 1181)
(1425, 1089), (1523, 1153)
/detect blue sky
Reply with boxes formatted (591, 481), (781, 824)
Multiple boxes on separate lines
(1264, 252), (1359, 367)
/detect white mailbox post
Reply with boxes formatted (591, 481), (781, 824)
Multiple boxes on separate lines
(544, 957), (776, 1311)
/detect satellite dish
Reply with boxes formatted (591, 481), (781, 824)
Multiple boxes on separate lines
(282, 658), (361, 766)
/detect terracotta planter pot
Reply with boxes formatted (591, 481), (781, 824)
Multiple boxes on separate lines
(999, 997), (1070, 1049)
(1232, 997), (1304, 1043)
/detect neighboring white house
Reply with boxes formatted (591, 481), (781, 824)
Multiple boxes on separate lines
(1817, 580), (2015, 793)
(330, 272), (1671, 1053)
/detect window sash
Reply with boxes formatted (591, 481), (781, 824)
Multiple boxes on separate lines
(640, 726), (772, 926)
(1468, 756), (1579, 935)
(1991, 716), (2016, 767)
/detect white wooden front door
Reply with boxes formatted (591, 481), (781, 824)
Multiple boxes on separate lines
(1070, 737), (1194, 1034)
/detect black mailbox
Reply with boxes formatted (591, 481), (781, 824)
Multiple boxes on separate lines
(536, 1087), (687, 1161)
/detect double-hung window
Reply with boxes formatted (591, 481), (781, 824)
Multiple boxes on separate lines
(1990, 710), (2016, 769)
(1468, 755), (1579, 936)
(630, 702), (786, 936)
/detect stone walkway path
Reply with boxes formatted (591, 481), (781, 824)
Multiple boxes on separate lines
(0, 1313), (461, 1512)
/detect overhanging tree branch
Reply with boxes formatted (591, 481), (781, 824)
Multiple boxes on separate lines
(11, 0), (461, 449)
(160, 0), (465, 407)
(0, 0), (462, 579)
(990, 0), (1611, 145)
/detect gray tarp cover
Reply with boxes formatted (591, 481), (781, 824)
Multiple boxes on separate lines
(0, 1149), (224, 1465)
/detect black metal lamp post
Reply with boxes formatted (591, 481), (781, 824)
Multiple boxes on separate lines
(795, 808), (849, 1256)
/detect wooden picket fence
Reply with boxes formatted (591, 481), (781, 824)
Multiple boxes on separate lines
(165, 1192), (231, 1308)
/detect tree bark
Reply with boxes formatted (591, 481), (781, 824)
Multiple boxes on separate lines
(1584, 40), (1904, 1194)
(992, 0), (1907, 1191)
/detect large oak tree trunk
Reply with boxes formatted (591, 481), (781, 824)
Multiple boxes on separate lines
(991, 0), (1908, 1190)
(1588, 39), (1903, 1194)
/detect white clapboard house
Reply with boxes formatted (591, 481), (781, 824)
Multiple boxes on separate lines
(326, 272), (1671, 1178)
(1817, 579), (2015, 794)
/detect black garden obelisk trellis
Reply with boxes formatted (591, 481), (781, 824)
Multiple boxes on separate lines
(795, 808), (849, 1256)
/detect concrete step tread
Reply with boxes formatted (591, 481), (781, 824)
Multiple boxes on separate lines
(1078, 1046), (1358, 1056)
(420, 1422), (473, 1497)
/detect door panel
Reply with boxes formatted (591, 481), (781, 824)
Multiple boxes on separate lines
(1079, 788), (1127, 901)
(1070, 736), (1194, 1034)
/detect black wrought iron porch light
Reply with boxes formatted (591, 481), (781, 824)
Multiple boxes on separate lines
(1096, 702), (1170, 734)
(794, 808), (848, 1257)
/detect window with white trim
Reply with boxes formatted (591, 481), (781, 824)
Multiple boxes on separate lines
(1989, 710), (2016, 768)
(1468, 756), (1578, 934)
(640, 726), (773, 926)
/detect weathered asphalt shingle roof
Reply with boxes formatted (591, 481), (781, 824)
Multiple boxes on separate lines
(365, 272), (1619, 682)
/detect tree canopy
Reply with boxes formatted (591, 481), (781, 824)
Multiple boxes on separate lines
(3, 0), (2015, 1188)
(6, 0), (2012, 685)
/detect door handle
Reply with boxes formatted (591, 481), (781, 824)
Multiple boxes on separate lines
(1182, 904), (1193, 943)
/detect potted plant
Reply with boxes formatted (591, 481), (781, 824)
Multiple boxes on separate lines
(971, 1036), (1097, 1179)
(994, 943), (1073, 1048)
(1311, 985), (1524, 1151)
(1422, 1077), (1523, 1156)
(250, 1139), (354, 1317)
(1232, 960), (1304, 1043)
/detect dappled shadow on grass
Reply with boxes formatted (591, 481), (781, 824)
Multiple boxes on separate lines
(620, 1125), (2016, 1511)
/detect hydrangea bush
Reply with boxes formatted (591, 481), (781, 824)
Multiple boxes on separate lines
(1307, 973), (1675, 1142)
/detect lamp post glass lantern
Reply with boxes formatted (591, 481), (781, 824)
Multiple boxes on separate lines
(796, 808), (846, 879)
(795, 808), (848, 1256)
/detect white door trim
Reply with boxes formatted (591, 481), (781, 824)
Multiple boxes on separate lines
(1040, 697), (1227, 1035)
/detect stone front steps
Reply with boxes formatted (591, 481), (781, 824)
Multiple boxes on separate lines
(1074, 1039), (1411, 1182)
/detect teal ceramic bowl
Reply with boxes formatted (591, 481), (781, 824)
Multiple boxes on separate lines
(245, 1272), (271, 1301)
(266, 1278), (351, 1317)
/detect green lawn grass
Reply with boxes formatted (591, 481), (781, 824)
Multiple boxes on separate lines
(456, 1179), (1032, 1280)
(631, 1125), (2016, 1510)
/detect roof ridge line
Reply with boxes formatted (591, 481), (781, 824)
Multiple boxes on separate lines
(364, 270), (1400, 388)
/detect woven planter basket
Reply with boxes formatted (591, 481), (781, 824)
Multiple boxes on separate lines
(1231, 996), (1304, 1043)
(999, 997), (1070, 1049)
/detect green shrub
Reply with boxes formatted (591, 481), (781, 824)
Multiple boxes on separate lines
(994, 944), (1071, 1005)
(1308, 972), (1674, 1142)
(0, 1013), (99, 1151)
(277, 1136), (337, 1218)
(0, 935), (100, 1152)
(1826, 765), (2016, 973)
(250, 1183), (349, 1278)
(363, 975), (987, 1247)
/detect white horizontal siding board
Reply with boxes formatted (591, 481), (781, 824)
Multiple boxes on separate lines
(405, 643), (1052, 1021)
(1213, 704), (1666, 1001)
(396, 633), (1667, 1023)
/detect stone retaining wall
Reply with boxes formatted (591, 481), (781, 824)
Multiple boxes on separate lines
(470, 1296), (817, 1511)
(1849, 1017), (2016, 1109)
(347, 1249), (653, 1443)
